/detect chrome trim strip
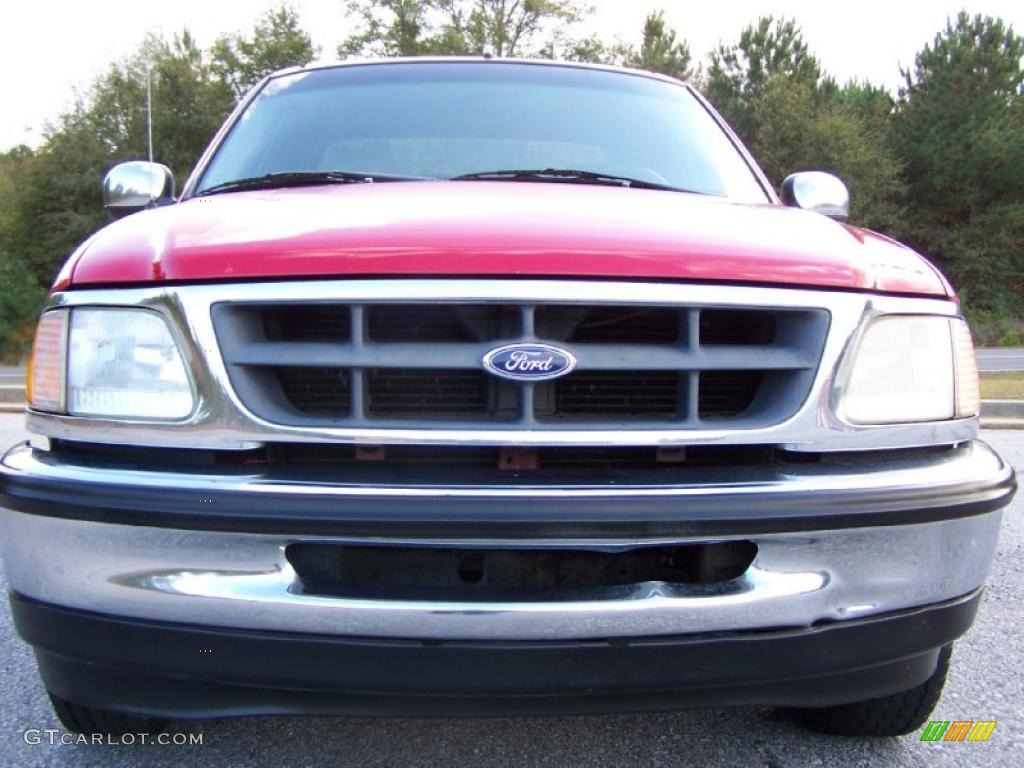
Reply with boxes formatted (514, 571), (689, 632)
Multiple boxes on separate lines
(0, 508), (1002, 641)
(29, 280), (971, 451)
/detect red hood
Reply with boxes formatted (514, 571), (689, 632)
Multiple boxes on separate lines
(59, 181), (950, 296)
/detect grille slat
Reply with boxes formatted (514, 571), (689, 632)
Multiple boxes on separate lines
(224, 341), (812, 371)
(214, 301), (828, 429)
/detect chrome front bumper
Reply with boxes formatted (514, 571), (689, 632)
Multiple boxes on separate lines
(0, 509), (1004, 641)
(0, 440), (1013, 642)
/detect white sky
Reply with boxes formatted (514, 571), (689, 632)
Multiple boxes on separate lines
(2, 0), (1022, 149)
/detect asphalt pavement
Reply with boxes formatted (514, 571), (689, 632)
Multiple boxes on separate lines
(976, 348), (1024, 372)
(0, 414), (1021, 766)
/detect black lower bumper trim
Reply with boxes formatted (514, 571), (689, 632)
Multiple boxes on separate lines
(11, 590), (981, 719)
(0, 442), (1015, 537)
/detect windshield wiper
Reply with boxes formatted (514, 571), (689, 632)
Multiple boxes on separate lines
(451, 168), (698, 194)
(196, 170), (433, 196)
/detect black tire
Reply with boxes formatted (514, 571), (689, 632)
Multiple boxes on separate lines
(792, 645), (952, 737)
(48, 693), (169, 736)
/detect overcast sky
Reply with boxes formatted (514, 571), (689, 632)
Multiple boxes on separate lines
(3, 1), (1022, 149)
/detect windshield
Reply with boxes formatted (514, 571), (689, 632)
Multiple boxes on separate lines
(195, 62), (770, 203)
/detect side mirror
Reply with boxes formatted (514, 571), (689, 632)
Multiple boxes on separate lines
(103, 161), (175, 218)
(780, 171), (849, 221)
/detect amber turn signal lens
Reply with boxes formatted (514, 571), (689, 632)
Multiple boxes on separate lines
(26, 310), (68, 412)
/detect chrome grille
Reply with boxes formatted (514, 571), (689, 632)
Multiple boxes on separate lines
(213, 301), (828, 430)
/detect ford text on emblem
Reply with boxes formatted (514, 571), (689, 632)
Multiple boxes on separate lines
(482, 343), (577, 381)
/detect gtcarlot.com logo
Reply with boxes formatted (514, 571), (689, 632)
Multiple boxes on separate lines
(23, 729), (203, 746)
(921, 720), (997, 742)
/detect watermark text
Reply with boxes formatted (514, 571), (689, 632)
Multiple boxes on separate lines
(23, 729), (203, 746)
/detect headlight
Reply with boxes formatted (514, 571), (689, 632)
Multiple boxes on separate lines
(27, 307), (195, 420)
(837, 315), (978, 424)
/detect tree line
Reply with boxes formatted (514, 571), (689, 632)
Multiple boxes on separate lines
(0, 2), (1021, 360)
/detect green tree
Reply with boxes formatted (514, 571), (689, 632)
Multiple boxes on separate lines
(891, 12), (1024, 316)
(894, 13), (1023, 225)
(340, 0), (588, 58)
(340, 0), (436, 57)
(561, 34), (619, 64)
(3, 103), (111, 291)
(625, 11), (692, 80)
(212, 5), (318, 98)
(439, 0), (585, 57)
(753, 77), (905, 230)
(0, 9), (318, 359)
(701, 17), (903, 230)
(2, 31), (233, 295)
(146, 32), (236, 182)
(839, 79), (895, 134)
(0, 147), (45, 361)
(563, 11), (693, 79)
(705, 16), (821, 144)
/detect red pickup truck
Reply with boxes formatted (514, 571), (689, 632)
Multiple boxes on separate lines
(0, 58), (1013, 738)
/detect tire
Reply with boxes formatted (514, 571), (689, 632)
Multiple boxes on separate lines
(792, 645), (952, 737)
(48, 693), (169, 736)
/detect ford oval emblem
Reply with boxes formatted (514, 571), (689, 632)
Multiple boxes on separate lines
(482, 343), (577, 381)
